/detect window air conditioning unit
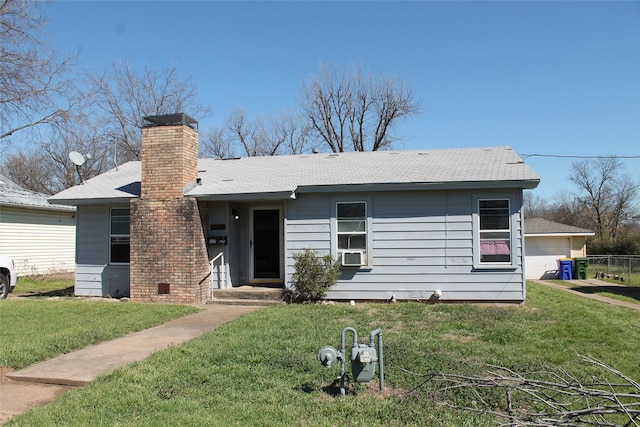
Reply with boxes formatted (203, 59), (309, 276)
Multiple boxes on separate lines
(341, 251), (364, 267)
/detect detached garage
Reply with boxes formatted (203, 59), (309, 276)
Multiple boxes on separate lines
(524, 218), (594, 280)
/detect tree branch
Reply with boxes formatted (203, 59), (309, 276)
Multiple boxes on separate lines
(403, 354), (640, 426)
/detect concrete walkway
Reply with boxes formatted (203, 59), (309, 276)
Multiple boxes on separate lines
(531, 278), (640, 312)
(0, 304), (262, 424)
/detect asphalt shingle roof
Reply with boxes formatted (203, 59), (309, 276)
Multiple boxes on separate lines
(0, 174), (75, 211)
(50, 146), (540, 204)
(524, 218), (594, 235)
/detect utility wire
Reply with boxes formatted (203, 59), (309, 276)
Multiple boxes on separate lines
(521, 153), (640, 160)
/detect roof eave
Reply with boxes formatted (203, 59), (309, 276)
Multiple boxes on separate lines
(46, 197), (136, 206)
(189, 191), (293, 201)
(525, 232), (595, 237)
(0, 201), (76, 212)
(296, 179), (540, 194)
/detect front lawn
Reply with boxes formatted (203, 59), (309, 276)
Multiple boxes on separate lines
(0, 299), (198, 369)
(8, 282), (640, 426)
(552, 279), (640, 305)
(14, 274), (75, 296)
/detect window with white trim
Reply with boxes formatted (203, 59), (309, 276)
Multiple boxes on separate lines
(110, 208), (130, 264)
(478, 199), (512, 263)
(337, 201), (367, 266)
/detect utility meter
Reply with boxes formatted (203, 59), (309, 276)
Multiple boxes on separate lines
(317, 327), (384, 395)
(351, 343), (378, 383)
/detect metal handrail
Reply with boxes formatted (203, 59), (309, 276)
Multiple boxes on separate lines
(209, 252), (227, 298)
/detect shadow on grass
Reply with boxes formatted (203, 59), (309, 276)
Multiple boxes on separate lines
(296, 379), (344, 397)
(572, 285), (640, 303)
(17, 286), (75, 298)
(321, 379), (344, 397)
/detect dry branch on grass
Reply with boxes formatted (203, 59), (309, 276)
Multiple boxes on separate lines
(403, 354), (640, 426)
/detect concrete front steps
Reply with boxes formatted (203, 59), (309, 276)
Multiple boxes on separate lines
(208, 286), (285, 306)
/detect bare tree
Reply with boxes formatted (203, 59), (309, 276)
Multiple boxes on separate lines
(0, 0), (81, 142)
(3, 61), (209, 193)
(301, 65), (420, 152)
(569, 157), (639, 240)
(523, 191), (550, 219)
(2, 149), (55, 194)
(200, 127), (238, 159)
(226, 108), (261, 157)
(202, 108), (311, 158)
(256, 111), (312, 155)
(3, 120), (111, 194)
(88, 62), (210, 162)
(277, 112), (313, 155)
(543, 190), (588, 228)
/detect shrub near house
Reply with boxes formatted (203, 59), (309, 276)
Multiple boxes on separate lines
(288, 249), (340, 302)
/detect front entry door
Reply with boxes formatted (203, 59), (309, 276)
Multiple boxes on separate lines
(250, 208), (283, 283)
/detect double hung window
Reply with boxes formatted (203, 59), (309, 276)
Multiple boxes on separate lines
(110, 208), (130, 264)
(478, 199), (511, 264)
(336, 202), (367, 265)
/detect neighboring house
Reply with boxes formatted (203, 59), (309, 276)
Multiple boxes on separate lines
(0, 174), (76, 276)
(50, 114), (540, 304)
(523, 218), (594, 280)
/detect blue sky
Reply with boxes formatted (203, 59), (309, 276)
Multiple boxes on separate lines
(42, 1), (639, 201)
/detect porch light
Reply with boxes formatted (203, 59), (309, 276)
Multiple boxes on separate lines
(232, 209), (239, 220)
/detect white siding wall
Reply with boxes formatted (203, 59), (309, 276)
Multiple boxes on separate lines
(0, 205), (76, 275)
(285, 189), (525, 302)
(75, 205), (130, 297)
(524, 236), (570, 280)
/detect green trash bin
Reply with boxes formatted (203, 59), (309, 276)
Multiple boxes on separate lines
(573, 257), (589, 280)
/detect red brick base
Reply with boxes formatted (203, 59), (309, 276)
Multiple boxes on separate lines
(130, 198), (209, 304)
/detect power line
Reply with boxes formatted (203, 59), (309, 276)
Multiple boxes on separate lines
(521, 153), (640, 160)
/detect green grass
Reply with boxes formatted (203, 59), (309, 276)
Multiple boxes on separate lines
(0, 299), (198, 369)
(597, 275), (640, 287)
(7, 282), (640, 426)
(14, 274), (75, 295)
(588, 266), (640, 286)
(551, 278), (640, 304)
(594, 292), (640, 304)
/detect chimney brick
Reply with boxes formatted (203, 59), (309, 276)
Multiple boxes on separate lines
(140, 124), (199, 200)
(130, 116), (209, 304)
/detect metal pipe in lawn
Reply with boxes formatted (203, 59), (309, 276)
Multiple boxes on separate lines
(340, 327), (358, 396)
(369, 328), (384, 390)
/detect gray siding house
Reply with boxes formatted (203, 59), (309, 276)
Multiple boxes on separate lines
(50, 114), (540, 304)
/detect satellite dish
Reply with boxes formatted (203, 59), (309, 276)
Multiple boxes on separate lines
(69, 151), (86, 166)
(69, 151), (88, 184)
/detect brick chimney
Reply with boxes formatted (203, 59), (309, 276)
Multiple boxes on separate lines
(129, 114), (210, 304)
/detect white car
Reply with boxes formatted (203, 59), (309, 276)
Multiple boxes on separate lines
(0, 255), (17, 299)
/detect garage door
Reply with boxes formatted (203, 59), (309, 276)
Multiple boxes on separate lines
(525, 237), (571, 280)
